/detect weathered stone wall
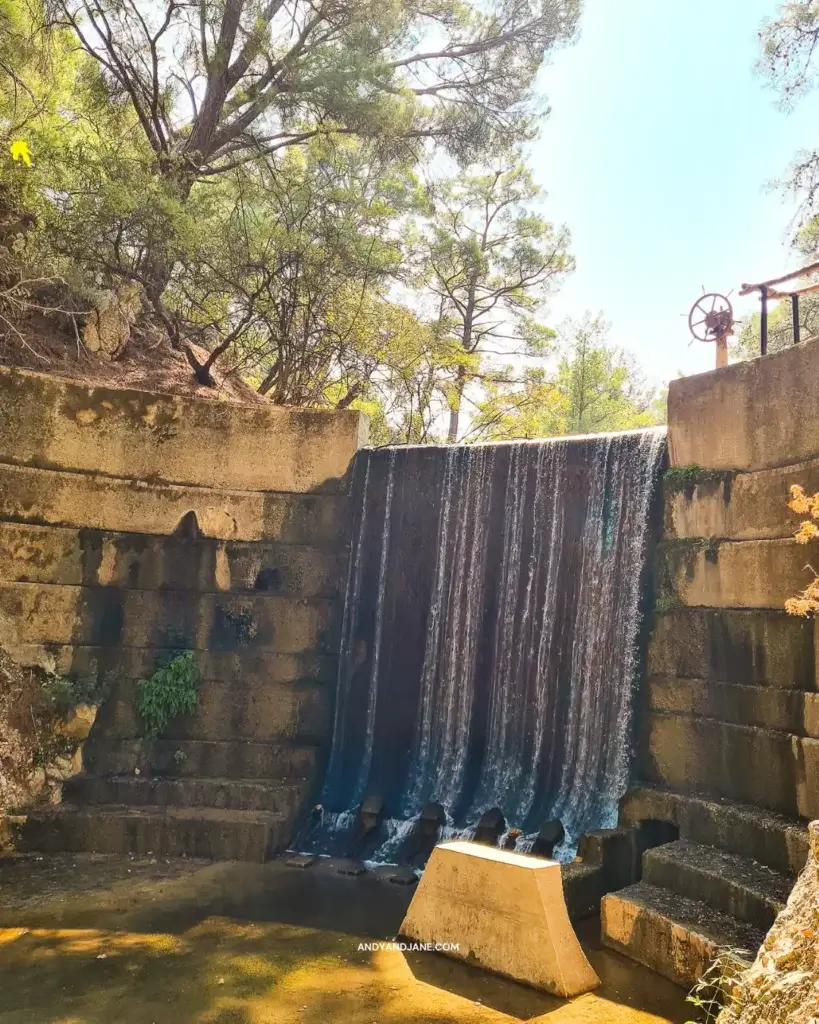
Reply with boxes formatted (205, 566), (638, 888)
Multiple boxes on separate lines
(603, 343), (819, 989)
(642, 340), (819, 822)
(0, 366), (365, 855)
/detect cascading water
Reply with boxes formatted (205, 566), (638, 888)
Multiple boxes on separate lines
(301, 428), (666, 862)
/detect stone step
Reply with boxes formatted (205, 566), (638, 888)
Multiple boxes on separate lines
(663, 457), (819, 542)
(642, 839), (791, 932)
(84, 738), (321, 780)
(620, 785), (810, 877)
(19, 804), (291, 861)
(654, 538), (809, 610)
(0, 522), (342, 597)
(648, 607), (814, 690)
(0, 582), (339, 654)
(648, 678), (819, 739)
(640, 711), (819, 820)
(0, 461), (348, 544)
(0, 364), (363, 492)
(8, 644), (337, 690)
(667, 337), (819, 472)
(63, 775), (311, 816)
(601, 882), (765, 989)
(95, 678), (330, 744)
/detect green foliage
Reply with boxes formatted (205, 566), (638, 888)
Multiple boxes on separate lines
(471, 315), (665, 442)
(664, 465), (734, 497)
(0, 0), (582, 390)
(40, 673), (103, 714)
(423, 161), (573, 441)
(555, 315), (663, 434)
(733, 290), (819, 362)
(664, 464), (703, 491)
(653, 593), (680, 617)
(685, 946), (752, 1024)
(137, 653), (199, 739)
(757, 4), (819, 230)
(0, 0), (670, 445)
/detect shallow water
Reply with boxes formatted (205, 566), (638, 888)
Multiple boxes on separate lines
(0, 851), (688, 1023)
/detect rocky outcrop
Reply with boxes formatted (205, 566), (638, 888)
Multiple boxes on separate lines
(82, 283), (142, 358)
(719, 821), (819, 1024)
(0, 646), (97, 846)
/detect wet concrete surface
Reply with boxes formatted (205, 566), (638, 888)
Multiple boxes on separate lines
(0, 853), (689, 1023)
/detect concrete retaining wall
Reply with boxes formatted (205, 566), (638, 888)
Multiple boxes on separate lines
(0, 367), (365, 832)
(668, 339), (819, 471)
(640, 339), (819, 823)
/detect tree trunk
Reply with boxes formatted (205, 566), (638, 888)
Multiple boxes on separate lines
(447, 365), (466, 443)
(447, 274), (477, 443)
(447, 401), (460, 443)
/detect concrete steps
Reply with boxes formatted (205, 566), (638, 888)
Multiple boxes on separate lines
(0, 461), (349, 545)
(0, 582), (339, 652)
(642, 839), (790, 932)
(603, 786), (810, 986)
(95, 679), (330, 744)
(19, 803), (291, 862)
(640, 711), (819, 820)
(620, 785), (810, 877)
(602, 882), (765, 989)
(84, 738), (321, 779)
(0, 522), (343, 597)
(63, 774), (310, 816)
(647, 607), (814, 689)
(647, 678), (819, 738)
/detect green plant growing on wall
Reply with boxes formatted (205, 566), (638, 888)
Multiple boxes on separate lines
(684, 946), (751, 1024)
(664, 464), (702, 491)
(137, 653), (199, 739)
(664, 465), (734, 498)
(40, 673), (103, 714)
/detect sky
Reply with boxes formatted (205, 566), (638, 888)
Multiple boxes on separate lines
(531, 0), (819, 386)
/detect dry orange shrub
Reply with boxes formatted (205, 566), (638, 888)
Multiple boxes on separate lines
(785, 485), (819, 616)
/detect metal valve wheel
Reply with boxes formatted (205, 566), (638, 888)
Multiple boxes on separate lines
(688, 292), (734, 342)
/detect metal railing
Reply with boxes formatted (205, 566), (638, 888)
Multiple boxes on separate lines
(740, 261), (819, 355)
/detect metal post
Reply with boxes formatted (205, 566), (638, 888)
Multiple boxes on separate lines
(760, 285), (768, 356)
(792, 293), (801, 345)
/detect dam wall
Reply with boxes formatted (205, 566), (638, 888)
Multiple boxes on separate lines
(604, 338), (819, 987)
(0, 366), (365, 860)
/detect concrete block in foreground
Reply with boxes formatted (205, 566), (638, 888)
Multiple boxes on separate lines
(399, 840), (600, 997)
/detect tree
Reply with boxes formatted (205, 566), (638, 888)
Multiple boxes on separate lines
(7, 0), (580, 383)
(50, 0), (579, 307)
(0, 1), (129, 339)
(471, 315), (664, 440)
(733, 214), (819, 361)
(54, 0), (581, 181)
(557, 316), (661, 433)
(734, 291), (819, 360)
(157, 135), (426, 390)
(466, 364), (565, 439)
(423, 160), (572, 441)
(758, 2), (819, 223)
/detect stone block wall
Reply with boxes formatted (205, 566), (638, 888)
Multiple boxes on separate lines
(642, 340), (819, 822)
(0, 366), (365, 856)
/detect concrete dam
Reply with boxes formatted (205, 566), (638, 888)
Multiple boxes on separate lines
(2, 338), (818, 991)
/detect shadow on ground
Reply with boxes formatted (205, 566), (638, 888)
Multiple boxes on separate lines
(0, 853), (689, 1024)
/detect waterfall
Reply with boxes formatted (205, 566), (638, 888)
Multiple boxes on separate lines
(302, 428), (666, 862)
